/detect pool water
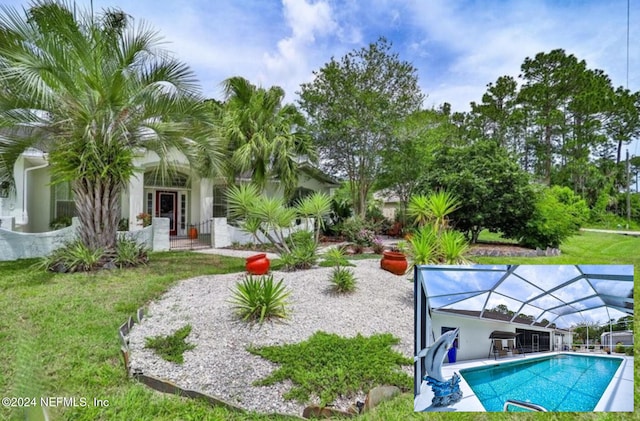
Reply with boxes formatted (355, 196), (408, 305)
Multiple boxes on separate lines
(459, 354), (623, 411)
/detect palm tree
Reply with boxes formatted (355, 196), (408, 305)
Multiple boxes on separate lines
(219, 76), (317, 197)
(0, 1), (223, 255)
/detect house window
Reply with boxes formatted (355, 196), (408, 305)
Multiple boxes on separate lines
(144, 171), (190, 188)
(146, 192), (153, 215)
(441, 326), (460, 349)
(53, 182), (76, 219)
(212, 185), (227, 217)
(180, 193), (186, 230)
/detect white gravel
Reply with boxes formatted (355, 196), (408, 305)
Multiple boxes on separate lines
(127, 258), (414, 416)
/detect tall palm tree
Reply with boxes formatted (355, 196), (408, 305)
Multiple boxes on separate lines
(219, 76), (317, 197)
(0, 1), (223, 255)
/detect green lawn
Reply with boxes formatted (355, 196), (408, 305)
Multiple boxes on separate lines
(0, 232), (637, 420)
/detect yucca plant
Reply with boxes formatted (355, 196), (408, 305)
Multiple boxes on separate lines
(407, 190), (460, 231)
(426, 190), (461, 232)
(280, 231), (318, 271)
(225, 184), (297, 254)
(407, 195), (431, 227)
(229, 275), (291, 323)
(325, 246), (357, 293)
(438, 230), (470, 264)
(295, 192), (332, 244)
(407, 225), (438, 266)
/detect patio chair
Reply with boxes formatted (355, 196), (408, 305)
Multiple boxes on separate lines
(493, 342), (508, 358)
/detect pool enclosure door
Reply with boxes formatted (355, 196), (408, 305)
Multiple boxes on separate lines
(532, 334), (539, 352)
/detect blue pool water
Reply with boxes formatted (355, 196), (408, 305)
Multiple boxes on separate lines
(459, 354), (623, 411)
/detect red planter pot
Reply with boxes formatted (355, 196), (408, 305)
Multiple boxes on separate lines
(246, 253), (270, 275)
(188, 226), (198, 239)
(380, 251), (408, 275)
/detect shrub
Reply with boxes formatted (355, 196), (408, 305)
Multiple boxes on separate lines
(339, 217), (376, 245)
(323, 246), (351, 267)
(144, 325), (195, 364)
(114, 237), (149, 268)
(49, 216), (72, 230)
(118, 218), (129, 231)
(371, 237), (385, 254)
(229, 275), (291, 323)
(625, 347), (633, 356)
(516, 185), (589, 249)
(40, 239), (103, 272)
(615, 342), (625, 354)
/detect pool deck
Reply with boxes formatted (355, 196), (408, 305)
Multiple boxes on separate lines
(414, 351), (634, 412)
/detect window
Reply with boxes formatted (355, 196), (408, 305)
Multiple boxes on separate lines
(144, 171), (190, 188)
(441, 326), (460, 349)
(146, 192), (153, 216)
(53, 182), (76, 218)
(212, 185), (227, 217)
(180, 193), (186, 230)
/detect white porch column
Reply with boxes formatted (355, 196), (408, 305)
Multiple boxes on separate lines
(128, 172), (144, 231)
(199, 177), (214, 223)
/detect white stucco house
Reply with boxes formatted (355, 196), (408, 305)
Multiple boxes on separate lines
(0, 148), (339, 235)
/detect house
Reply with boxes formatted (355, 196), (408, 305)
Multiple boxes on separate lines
(0, 148), (339, 235)
(373, 189), (401, 221)
(601, 330), (634, 347)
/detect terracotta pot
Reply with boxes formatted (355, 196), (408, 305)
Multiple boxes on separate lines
(246, 253), (270, 275)
(188, 226), (198, 239)
(380, 251), (408, 275)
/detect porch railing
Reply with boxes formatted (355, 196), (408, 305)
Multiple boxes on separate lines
(169, 220), (212, 250)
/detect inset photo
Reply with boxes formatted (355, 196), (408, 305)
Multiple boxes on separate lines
(414, 264), (634, 412)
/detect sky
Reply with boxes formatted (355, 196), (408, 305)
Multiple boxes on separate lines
(3, 0), (639, 154)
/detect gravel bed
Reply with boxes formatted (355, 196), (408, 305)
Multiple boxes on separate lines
(127, 259), (414, 416)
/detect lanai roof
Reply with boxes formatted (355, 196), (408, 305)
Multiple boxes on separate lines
(416, 265), (634, 329)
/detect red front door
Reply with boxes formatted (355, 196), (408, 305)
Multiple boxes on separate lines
(156, 191), (178, 236)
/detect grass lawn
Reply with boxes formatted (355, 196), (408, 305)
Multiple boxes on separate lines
(0, 232), (637, 420)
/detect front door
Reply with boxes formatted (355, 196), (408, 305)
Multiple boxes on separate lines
(156, 191), (178, 236)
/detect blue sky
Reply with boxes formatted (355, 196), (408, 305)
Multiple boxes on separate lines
(3, 0), (639, 153)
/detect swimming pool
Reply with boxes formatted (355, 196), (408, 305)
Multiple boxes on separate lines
(459, 354), (623, 411)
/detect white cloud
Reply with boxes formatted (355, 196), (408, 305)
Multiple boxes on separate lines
(261, 0), (337, 101)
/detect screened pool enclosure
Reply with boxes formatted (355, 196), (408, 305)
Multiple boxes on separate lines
(414, 265), (634, 395)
